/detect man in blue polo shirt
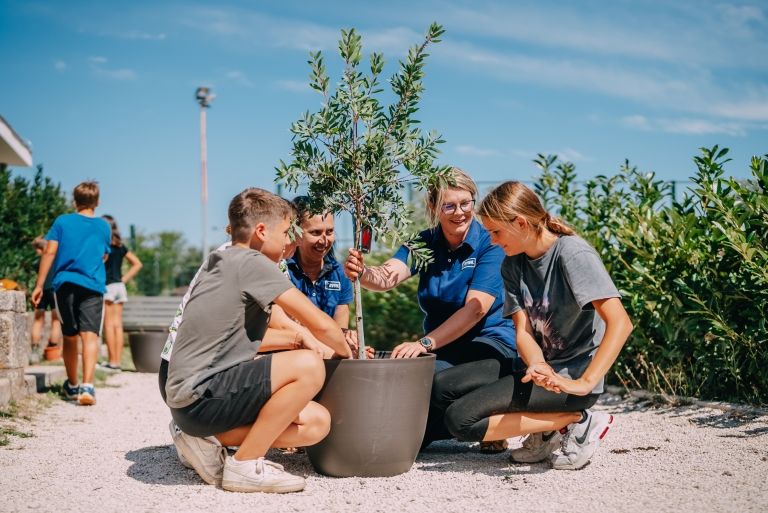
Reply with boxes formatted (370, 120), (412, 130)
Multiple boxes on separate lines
(286, 197), (353, 327)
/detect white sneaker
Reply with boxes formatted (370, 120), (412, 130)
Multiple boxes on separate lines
(168, 420), (193, 469)
(551, 410), (614, 470)
(174, 430), (226, 485)
(222, 456), (305, 493)
(509, 431), (562, 463)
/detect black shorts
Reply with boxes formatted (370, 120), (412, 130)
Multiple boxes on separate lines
(36, 288), (56, 311)
(55, 282), (104, 337)
(159, 356), (273, 438)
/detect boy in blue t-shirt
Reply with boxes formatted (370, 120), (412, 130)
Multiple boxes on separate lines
(32, 181), (111, 406)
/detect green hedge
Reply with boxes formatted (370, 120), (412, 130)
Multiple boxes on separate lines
(534, 147), (767, 404)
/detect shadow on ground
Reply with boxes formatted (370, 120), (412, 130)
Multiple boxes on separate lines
(125, 445), (204, 486)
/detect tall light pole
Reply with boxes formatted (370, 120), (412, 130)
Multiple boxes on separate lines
(195, 87), (215, 258)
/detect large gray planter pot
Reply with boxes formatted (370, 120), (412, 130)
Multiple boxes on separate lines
(128, 331), (166, 373)
(307, 352), (436, 477)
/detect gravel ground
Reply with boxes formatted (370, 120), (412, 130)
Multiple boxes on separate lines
(2, 371), (767, 513)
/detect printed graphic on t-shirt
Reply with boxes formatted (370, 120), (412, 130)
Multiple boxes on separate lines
(461, 258), (476, 270)
(325, 281), (341, 291)
(521, 282), (566, 360)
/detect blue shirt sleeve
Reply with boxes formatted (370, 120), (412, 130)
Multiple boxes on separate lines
(391, 244), (416, 275)
(44, 216), (63, 242)
(339, 273), (354, 305)
(467, 242), (505, 296)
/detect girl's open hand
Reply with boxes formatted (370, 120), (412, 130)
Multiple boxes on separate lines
(540, 374), (594, 396)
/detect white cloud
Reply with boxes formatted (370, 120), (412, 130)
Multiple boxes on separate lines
(225, 70), (253, 87)
(179, 7), (420, 55)
(275, 80), (312, 94)
(621, 114), (751, 136)
(621, 115), (652, 130)
(551, 148), (590, 163)
(94, 68), (138, 81)
(53, 60), (67, 72)
(88, 57), (137, 81)
(438, 40), (768, 123)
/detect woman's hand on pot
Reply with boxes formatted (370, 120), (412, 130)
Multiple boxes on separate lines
(344, 249), (365, 281)
(391, 341), (427, 359)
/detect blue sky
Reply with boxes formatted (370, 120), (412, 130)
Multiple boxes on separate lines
(1, 0), (766, 249)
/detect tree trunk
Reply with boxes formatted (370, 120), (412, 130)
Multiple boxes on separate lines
(354, 278), (366, 359)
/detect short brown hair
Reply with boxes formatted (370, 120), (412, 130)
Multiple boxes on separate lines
(228, 188), (294, 243)
(73, 181), (100, 209)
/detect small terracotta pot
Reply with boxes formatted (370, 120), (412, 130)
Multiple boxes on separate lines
(43, 344), (62, 361)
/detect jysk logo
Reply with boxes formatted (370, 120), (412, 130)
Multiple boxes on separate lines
(325, 281), (341, 291)
(461, 258), (476, 270)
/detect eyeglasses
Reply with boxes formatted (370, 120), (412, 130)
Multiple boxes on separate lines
(441, 199), (475, 215)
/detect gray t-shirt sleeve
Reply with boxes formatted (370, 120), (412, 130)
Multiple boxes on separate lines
(500, 256), (523, 318)
(559, 248), (621, 309)
(239, 252), (294, 309)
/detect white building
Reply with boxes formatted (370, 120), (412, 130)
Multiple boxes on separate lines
(0, 114), (32, 168)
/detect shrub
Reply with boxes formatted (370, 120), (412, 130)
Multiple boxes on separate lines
(534, 146), (767, 404)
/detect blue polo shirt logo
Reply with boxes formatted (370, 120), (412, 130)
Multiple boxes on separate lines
(325, 281), (341, 291)
(461, 258), (476, 270)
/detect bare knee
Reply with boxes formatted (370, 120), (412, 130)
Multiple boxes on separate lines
(292, 350), (326, 391)
(303, 401), (331, 445)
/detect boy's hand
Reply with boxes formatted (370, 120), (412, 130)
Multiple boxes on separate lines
(297, 333), (325, 358)
(342, 328), (359, 352)
(31, 286), (43, 308)
(344, 249), (365, 281)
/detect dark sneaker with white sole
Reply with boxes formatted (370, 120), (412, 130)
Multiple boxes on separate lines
(78, 384), (96, 406)
(509, 430), (562, 463)
(62, 380), (79, 401)
(551, 410), (614, 470)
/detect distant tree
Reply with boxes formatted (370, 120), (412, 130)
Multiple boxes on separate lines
(0, 164), (70, 293)
(130, 230), (202, 296)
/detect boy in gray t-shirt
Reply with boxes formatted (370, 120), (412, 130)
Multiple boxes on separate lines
(159, 188), (352, 493)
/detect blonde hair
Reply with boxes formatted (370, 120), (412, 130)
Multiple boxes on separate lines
(425, 167), (478, 227)
(477, 181), (575, 236)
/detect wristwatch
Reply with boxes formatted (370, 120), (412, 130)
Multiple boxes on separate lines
(418, 337), (434, 352)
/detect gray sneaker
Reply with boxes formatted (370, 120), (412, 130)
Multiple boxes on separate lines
(509, 431), (562, 463)
(168, 420), (193, 469)
(551, 410), (614, 470)
(174, 430), (226, 485)
(222, 456), (305, 493)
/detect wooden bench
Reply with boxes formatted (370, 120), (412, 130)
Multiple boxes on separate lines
(123, 296), (181, 372)
(123, 295), (181, 333)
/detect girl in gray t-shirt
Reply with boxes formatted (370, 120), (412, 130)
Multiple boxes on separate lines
(431, 181), (633, 470)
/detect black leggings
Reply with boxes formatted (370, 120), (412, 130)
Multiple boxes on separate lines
(432, 359), (600, 442)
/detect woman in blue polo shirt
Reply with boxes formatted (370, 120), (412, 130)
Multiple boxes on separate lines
(344, 168), (516, 450)
(286, 196), (354, 328)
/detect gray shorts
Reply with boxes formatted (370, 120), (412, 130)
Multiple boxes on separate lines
(104, 282), (128, 304)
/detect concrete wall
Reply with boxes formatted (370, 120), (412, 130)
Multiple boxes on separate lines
(0, 290), (30, 406)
